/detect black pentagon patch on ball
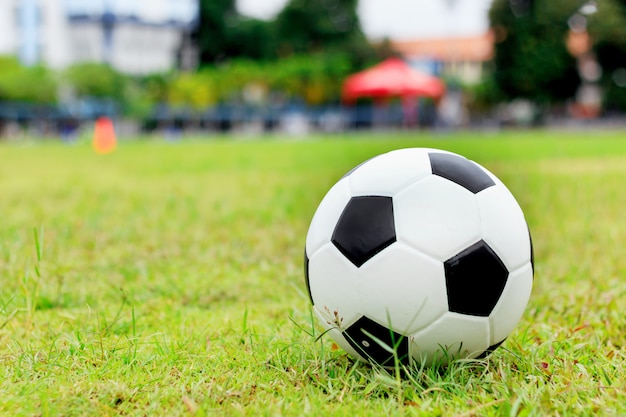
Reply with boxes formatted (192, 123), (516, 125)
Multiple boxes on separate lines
(429, 152), (495, 194)
(528, 225), (535, 277)
(444, 240), (509, 317)
(332, 196), (396, 267)
(476, 339), (506, 359)
(343, 316), (409, 366)
(304, 249), (314, 305)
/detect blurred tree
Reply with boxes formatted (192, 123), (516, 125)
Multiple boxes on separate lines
(489, 0), (582, 104)
(195, 0), (237, 64)
(274, 0), (374, 69)
(141, 73), (171, 105)
(374, 37), (402, 61)
(64, 63), (126, 100)
(195, 0), (276, 64)
(191, 0), (375, 104)
(168, 71), (217, 109)
(268, 53), (352, 103)
(225, 18), (278, 61)
(195, 0), (374, 68)
(122, 74), (170, 119)
(587, 0), (626, 110)
(0, 56), (57, 103)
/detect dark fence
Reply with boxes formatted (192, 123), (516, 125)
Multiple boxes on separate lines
(0, 99), (441, 138)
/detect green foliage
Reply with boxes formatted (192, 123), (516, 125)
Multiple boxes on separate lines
(223, 17), (278, 61)
(489, 0), (626, 109)
(195, 0), (277, 63)
(601, 80), (626, 111)
(267, 53), (352, 103)
(0, 56), (57, 103)
(464, 74), (505, 112)
(188, 0), (375, 107)
(140, 73), (171, 104)
(62, 63), (169, 118)
(120, 78), (160, 119)
(208, 59), (267, 101)
(275, 0), (361, 51)
(195, 0), (237, 63)
(64, 62), (126, 100)
(373, 37), (403, 61)
(164, 53), (352, 107)
(489, 0), (582, 104)
(195, 0), (375, 71)
(587, 0), (626, 111)
(167, 71), (217, 109)
(274, 0), (374, 70)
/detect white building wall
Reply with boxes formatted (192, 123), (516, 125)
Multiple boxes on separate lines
(0, 1), (19, 56)
(68, 23), (104, 63)
(111, 25), (181, 74)
(40, 0), (73, 68)
(66, 23), (184, 75)
(1, 0), (197, 74)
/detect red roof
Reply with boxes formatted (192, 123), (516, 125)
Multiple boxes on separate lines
(390, 31), (495, 62)
(342, 58), (445, 102)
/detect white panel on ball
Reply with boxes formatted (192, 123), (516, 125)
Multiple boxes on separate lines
(411, 312), (490, 365)
(308, 243), (362, 328)
(358, 243), (448, 334)
(305, 177), (352, 257)
(347, 148), (432, 196)
(304, 147), (534, 368)
(489, 262), (533, 344)
(395, 175), (482, 261)
(477, 185), (531, 271)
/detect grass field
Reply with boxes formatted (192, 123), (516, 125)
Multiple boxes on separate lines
(1, 130), (625, 416)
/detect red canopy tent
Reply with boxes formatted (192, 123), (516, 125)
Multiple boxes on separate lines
(341, 58), (446, 103)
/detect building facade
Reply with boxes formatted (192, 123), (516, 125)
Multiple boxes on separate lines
(391, 32), (495, 85)
(0, 0), (197, 74)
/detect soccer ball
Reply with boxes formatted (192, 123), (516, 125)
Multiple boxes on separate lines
(304, 148), (534, 367)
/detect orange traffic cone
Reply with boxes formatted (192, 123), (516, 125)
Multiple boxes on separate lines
(93, 116), (117, 154)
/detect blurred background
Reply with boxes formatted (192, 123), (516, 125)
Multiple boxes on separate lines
(0, 0), (624, 139)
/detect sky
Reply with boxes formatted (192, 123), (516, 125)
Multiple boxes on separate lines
(236, 0), (494, 40)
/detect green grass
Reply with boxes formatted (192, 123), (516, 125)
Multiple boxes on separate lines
(0, 130), (625, 416)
